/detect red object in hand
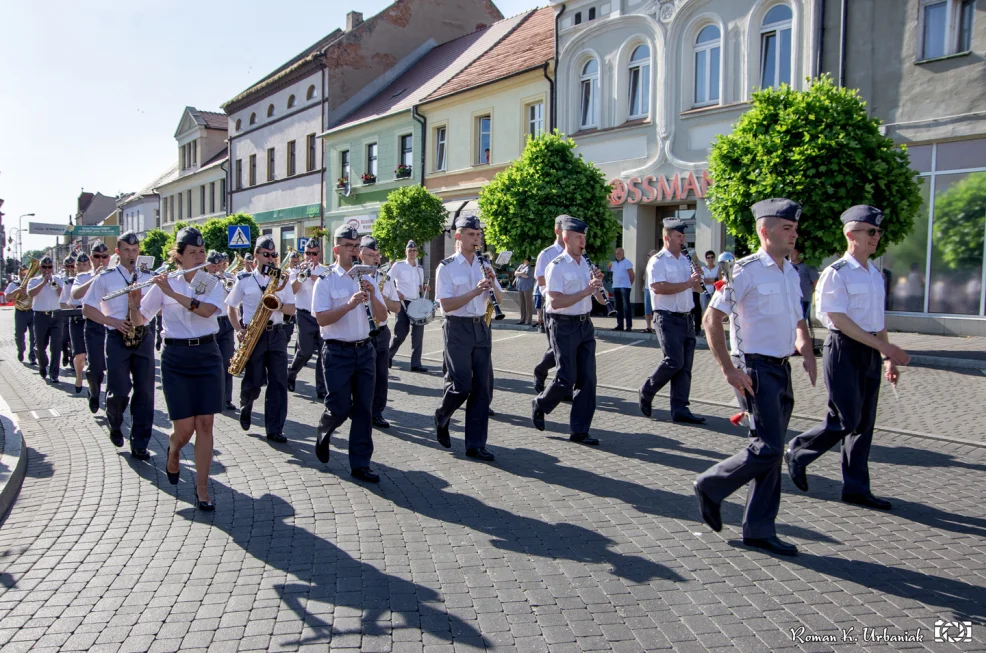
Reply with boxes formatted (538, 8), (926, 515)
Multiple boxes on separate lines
(714, 280), (726, 292)
(729, 412), (745, 426)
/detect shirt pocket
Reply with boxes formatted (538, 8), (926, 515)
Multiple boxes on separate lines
(757, 283), (783, 315)
(847, 283), (869, 310)
(451, 275), (472, 295)
(562, 272), (581, 294)
(330, 287), (351, 302)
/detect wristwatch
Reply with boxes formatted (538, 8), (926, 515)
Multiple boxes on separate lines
(188, 299), (201, 311)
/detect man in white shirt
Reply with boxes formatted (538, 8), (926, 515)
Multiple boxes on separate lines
(226, 235), (296, 443)
(695, 199), (816, 557)
(388, 240), (429, 372)
(433, 216), (503, 461)
(532, 215), (567, 393)
(608, 248), (634, 331)
(312, 225), (388, 483)
(287, 239), (328, 400)
(6, 264), (37, 364)
(787, 205), (911, 511)
(360, 237), (402, 429)
(27, 256), (66, 384)
(638, 218), (706, 425)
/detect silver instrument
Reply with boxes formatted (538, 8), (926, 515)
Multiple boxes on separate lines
(101, 263), (208, 300)
(348, 261), (380, 337)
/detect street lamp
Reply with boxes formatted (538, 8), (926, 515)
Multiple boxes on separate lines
(17, 213), (35, 262)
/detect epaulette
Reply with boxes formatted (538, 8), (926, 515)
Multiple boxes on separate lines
(734, 254), (759, 268)
(549, 254), (566, 265)
(830, 260), (849, 271)
(99, 267), (114, 275)
(236, 271), (250, 279)
(441, 256), (455, 266)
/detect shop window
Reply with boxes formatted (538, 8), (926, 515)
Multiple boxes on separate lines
(928, 171), (985, 315)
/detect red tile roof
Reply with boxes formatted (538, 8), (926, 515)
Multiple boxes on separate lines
(424, 6), (554, 102)
(198, 110), (229, 131)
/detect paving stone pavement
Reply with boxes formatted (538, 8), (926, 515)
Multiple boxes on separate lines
(0, 309), (985, 652)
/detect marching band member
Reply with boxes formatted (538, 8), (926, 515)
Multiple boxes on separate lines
(695, 199), (816, 556)
(359, 236), (402, 429)
(206, 250), (237, 411)
(60, 254), (90, 393)
(5, 264), (37, 364)
(243, 253), (256, 274)
(136, 227), (225, 511)
(287, 239), (327, 400)
(638, 218), (706, 424)
(81, 232), (156, 458)
(58, 256), (76, 370)
(312, 224), (388, 483)
(73, 243), (111, 412)
(283, 250), (301, 346)
(226, 236), (295, 443)
(531, 217), (606, 446)
(532, 215), (566, 394)
(388, 240), (429, 372)
(26, 256), (65, 384)
(433, 216), (502, 461)
(786, 205), (911, 511)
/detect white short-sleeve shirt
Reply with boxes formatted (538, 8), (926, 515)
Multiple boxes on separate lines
(3, 281), (19, 296)
(814, 253), (886, 332)
(82, 266), (154, 324)
(610, 258), (634, 289)
(535, 242), (565, 283)
(436, 252), (503, 318)
(388, 260), (424, 300)
(312, 263), (383, 341)
(545, 251), (593, 316)
(67, 271), (92, 308)
(373, 270), (400, 326)
(289, 268), (320, 313)
(225, 270), (295, 326)
(29, 276), (67, 312)
(708, 249), (803, 358)
(140, 273), (226, 338)
(647, 249), (695, 313)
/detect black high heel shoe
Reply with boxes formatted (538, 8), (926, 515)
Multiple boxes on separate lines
(165, 447), (180, 485)
(196, 498), (215, 511)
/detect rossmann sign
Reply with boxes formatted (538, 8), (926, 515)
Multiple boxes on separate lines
(608, 170), (711, 206)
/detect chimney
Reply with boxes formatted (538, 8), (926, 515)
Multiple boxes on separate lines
(346, 11), (363, 31)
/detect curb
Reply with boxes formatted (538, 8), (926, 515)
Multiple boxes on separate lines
(489, 321), (986, 372)
(0, 393), (28, 522)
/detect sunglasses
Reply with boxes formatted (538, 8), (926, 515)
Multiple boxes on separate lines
(305, 250), (321, 255)
(853, 227), (884, 237)
(92, 253), (108, 259)
(41, 265), (53, 269)
(259, 251), (278, 259)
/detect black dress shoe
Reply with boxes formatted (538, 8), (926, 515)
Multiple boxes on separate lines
(287, 377), (296, 392)
(562, 394), (574, 403)
(39, 366), (47, 379)
(694, 483), (722, 532)
(466, 448), (495, 461)
(109, 429), (124, 448)
(315, 430), (331, 464)
(266, 433), (288, 444)
(17, 352), (23, 363)
(88, 388), (100, 414)
(75, 385), (83, 394)
(531, 399), (545, 432)
(165, 447), (180, 485)
(130, 447), (151, 461)
(410, 366), (429, 373)
(672, 413), (706, 425)
(372, 416), (391, 429)
(785, 449), (808, 492)
(224, 402), (237, 411)
(534, 378), (545, 394)
(569, 433), (599, 446)
(435, 412), (451, 448)
(842, 492), (892, 510)
(613, 326), (624, 331)
(29, 358), (37, 366)
(239, 405), (252, 431)
(197, 499), (215, 512)
(488, 407), (495, 417)
(638, 391), (652, 418)
(743, 536), (798, 556)
(351, 467), (380, 483)
(316, 392), (326, 400)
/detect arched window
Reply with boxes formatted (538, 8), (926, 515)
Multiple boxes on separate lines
(760, 4), (792, 88)
(579, 59), (599, 129)
(235, 119), (242, 131)
(287, 94), (296, 109)
(267, 104), (275, 118)
(627, 45), (651, 119)
(694, 25), (721, 106)
(306, 85), (316, 101)
(249, 112), (257, 125)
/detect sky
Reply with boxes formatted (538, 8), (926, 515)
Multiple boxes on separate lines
(0, 0), (545, 258)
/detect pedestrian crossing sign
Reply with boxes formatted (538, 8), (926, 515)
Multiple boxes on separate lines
(228, 225), (251, 248)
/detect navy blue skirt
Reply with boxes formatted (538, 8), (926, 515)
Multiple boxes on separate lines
(161, 340), (224, 420)
(68, 316), (87, 356)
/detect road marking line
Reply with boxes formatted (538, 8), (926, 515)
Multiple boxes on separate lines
(493, 333), (528, 344)
(596, 340), (643, 356)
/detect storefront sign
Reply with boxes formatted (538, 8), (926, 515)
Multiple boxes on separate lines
(29, 222), (69, 236)
(344, 214), (377, 234)
(71, 225), (120, 237)
(252, 203), (322, 224)
(608, 170), (712, 206)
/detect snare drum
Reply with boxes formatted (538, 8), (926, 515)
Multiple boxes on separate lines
(406, 297), (437, 326)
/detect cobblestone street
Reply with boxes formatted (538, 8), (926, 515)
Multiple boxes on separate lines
(0, 309), (985, 652)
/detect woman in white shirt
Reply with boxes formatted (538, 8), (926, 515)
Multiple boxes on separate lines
(700, 250), (720, 313)
(135, 227), (226, 511)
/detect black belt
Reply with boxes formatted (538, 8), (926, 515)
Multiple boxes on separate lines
(446, 315), (485, 324)
(262, 321), (284, 331)
(165, 334), (217, 347)
(35, 310), (57, 316)
(70, 316), (85, 323)
(745, 353), (789, 366)
(218, 316), (231, 323)
(830, 329), (879, 337)
(298, 309), (312, 315)
(657, 310), (691, 318)
(325, 338), (371, 348)
(549, 312), (591, 322)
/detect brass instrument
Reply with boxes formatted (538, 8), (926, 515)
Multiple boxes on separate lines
(226, 254), (245, 276)
(476, 247), (505, 326)
(121, 269), (146, 349)
(228, 262), (289, 376)
(13, 258), (40, 311)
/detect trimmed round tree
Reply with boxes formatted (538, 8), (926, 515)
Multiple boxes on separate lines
(707, 75), (923, 265)
(372, 185), (447, 262)
(201, 213), (260, 261)
(140, 229), (171, 268)
(479, 131), (618, 265)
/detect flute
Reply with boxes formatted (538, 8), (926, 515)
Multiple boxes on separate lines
(475, 246), (505, 324)
(582, 253), (618, 316)
(351, 258), (380, 337)
(102, 263), (205, 300)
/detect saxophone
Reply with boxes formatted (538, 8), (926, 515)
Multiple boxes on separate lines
(13, 258), (41, 311)
(228, 264), (288, 376)
(121, 268), (146, 349)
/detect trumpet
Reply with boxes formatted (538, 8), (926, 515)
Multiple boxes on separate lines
(582, 254), (617, 316)
(101, 263), (208, 300)
(350, 258), (380, 337)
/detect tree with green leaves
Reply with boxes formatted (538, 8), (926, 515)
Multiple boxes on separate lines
(23, 249), (46, 263)
(479, 131), (618, 265)
(707, 75), (923, 265)
(372, 185), (447, 262)
(140, 229), (172, 268)
(201, 213), (260, 260)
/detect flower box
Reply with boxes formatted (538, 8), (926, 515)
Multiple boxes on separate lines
(395, 165), (413, 179)
(361, 173), (376, 185)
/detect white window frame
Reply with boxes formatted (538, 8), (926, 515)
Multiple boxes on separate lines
(918, 0), (975, 60)
(579, 59), (599, 129)
(366, 143), (378, 177)
(627, 45), (651, 119)
(527, 102), (544, 138)
(693, 26), (721, 107)
(476, 115), (492, 165)
(759, 4), (793, 89)
(435, 127), (447, 171)
(399, 133), (414, 169)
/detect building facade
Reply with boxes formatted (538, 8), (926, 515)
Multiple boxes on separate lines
(553, 0), (819, 309)
(120, 164), (178, 237)
(225, 0), (503, 254)
(157, 107), (228, 231)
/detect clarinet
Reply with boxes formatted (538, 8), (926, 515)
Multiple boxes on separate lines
(475, 247), (505, 322)
(681, 247), (711, 300)
(582, 254), (618, 316)
(352, 258), (380, 337)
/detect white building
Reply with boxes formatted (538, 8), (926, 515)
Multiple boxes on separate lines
(119, 164), (178, 237)
(157, 107), (228, 229)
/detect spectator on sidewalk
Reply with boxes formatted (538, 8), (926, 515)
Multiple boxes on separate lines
(608, 248), (634, 331)
(513, 257), (534, 325)
(791, 247), (819, 321)
(642, 250), (657, 333)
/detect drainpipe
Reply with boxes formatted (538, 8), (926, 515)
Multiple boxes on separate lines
(320, 61), (327, 231)
(411, 105), (426, 187)
(552, 4), (565, 131)
(814, 0), (825, 79)
(838, 0), (847, 87)
(542, 62), (554, 131)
